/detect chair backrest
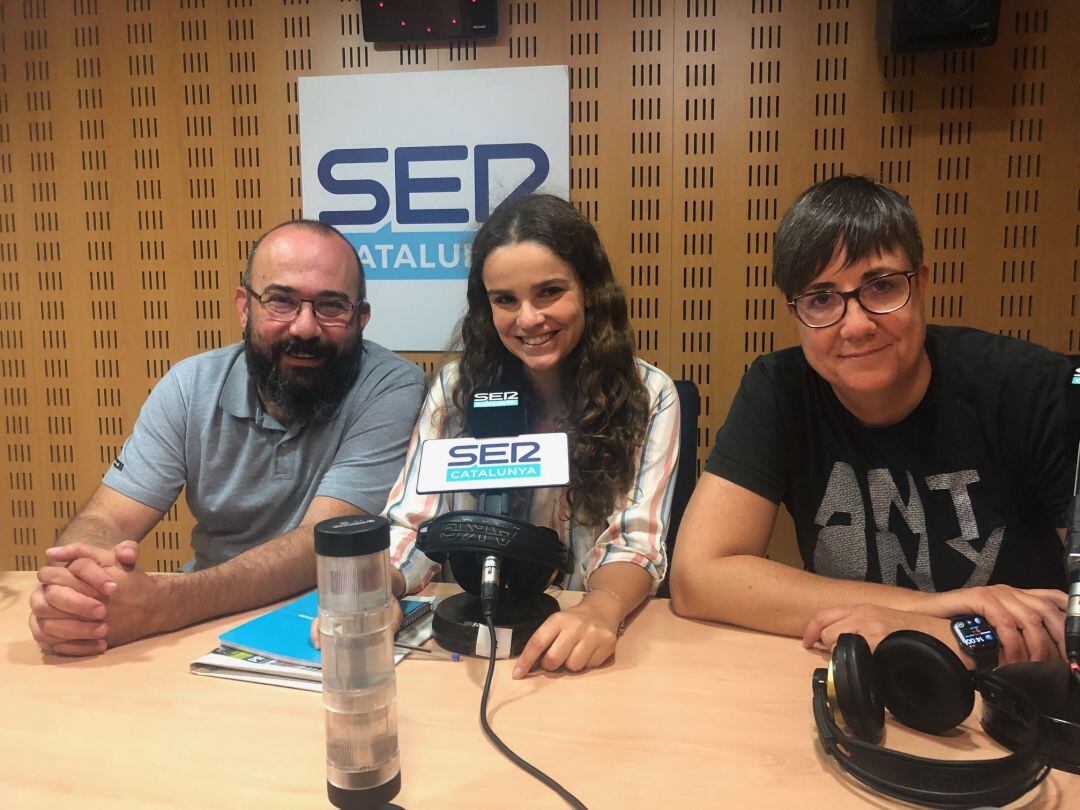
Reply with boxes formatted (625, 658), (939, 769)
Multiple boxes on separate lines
(657, 379), (700, 598)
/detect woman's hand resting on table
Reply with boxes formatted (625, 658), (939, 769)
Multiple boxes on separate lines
(512, 590), (624, 679)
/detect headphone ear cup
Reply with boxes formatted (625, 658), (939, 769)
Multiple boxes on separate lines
(499, 557), (558, 604)
(873, 630), (974, 735)
(832, 633), (885, 743)
(447, 553), (482, 594)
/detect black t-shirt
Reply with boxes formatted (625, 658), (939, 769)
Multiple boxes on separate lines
(705, 325), (1073, 591)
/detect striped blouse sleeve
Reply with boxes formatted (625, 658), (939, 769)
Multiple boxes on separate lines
(385, 364), (456, 593)
(579, 363), (681, 592)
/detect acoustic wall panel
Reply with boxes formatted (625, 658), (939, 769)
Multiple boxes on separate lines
(1, 1), (34, 572)
(0, 0), (1076, 572)
(672, 0), (783, 461)
(125, 3), (185, 569)
(615, 2), (672, 371)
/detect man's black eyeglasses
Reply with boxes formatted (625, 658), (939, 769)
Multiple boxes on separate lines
(245, 285), (362, 326)
(788, 270), (918, 329)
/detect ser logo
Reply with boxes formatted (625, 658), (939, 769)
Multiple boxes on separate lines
(473, 391), (518, 408)
(446, 440), (541, 483)
(316, 144), (549, 227)
(315, 144), (551, 281)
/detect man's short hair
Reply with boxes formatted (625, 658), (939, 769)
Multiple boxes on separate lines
(773, 175), (924, 300)
(242, 220), (366, 301)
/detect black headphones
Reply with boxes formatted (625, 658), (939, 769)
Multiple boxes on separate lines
(813, 631), (1049, 808)
(416, 510), (571, 602)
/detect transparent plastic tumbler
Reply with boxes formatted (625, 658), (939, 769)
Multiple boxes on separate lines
(315, 515), (401, 809)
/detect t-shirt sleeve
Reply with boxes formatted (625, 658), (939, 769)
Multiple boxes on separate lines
(101, 369), (188, 512)
(315, 362), (426, 515)
(704, 357), (789, 504)
(1016, 352), (1075, 529)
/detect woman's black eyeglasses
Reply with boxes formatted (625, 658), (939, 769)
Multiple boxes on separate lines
(788, 270), (918, 329)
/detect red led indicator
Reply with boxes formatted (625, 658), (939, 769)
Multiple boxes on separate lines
(400, 20), (406, 27)
(426, 26), (432, 33)
(451, 17), (457, 24)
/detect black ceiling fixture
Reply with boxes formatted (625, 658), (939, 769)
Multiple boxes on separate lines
(876, 0), (1000, 53)
(360, 0), (499, 43)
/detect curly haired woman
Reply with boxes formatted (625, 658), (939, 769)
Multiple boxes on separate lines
(386, 193), (680, 677)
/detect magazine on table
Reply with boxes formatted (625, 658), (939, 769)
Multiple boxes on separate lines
(190, 591), (438, 691)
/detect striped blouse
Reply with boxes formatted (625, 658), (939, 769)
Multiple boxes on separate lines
(386, 358), (681, 593)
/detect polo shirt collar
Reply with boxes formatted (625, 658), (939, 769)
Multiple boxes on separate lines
(220, 349), (260, 420)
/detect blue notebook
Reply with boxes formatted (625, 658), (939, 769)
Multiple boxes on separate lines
(219, 590), (435, 668)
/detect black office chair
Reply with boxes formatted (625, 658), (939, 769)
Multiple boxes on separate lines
(657, 379), (700, 598)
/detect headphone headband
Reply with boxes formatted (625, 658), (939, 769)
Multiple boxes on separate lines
(813, 652), (1049, 807)
(417, 510), (571, 605)
(417, 510), (572, 573)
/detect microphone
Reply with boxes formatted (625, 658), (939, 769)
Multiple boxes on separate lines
(1065, 496), (1080, 667)
(468, 386), (528, 518)
(983, 375), (1080, 775)
(1066, 370), (1080, 673)
(468, 387), (525, 617)
(414, 380), (570, 630)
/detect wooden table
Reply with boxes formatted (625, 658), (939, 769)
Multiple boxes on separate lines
(2, 571), (1076, 808)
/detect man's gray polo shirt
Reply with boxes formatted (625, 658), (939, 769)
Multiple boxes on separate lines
(102, 340), (425, 569)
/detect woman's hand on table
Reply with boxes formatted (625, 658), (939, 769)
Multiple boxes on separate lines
(512, 593), (623, 678)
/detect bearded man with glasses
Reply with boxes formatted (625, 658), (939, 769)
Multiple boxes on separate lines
(29, 221), (425, 655)
(672, 175), (1075, 671)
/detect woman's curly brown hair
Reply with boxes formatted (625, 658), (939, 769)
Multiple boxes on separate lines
(452, 194), (650, 528)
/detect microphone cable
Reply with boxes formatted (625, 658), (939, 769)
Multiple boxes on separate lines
(478, 611), (587, 809)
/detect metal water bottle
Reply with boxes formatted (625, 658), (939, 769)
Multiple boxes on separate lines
(315, 515), (401, 809)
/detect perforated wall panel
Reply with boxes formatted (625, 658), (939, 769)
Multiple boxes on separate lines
(0, 0), (1076, 571)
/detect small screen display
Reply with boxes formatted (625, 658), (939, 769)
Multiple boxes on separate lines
(954, 616), (996, 648)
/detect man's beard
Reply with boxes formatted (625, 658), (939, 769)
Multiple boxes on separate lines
(244, 325), (363, 424)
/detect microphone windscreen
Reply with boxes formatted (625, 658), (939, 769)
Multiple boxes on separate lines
(467, 386), (528, 438)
